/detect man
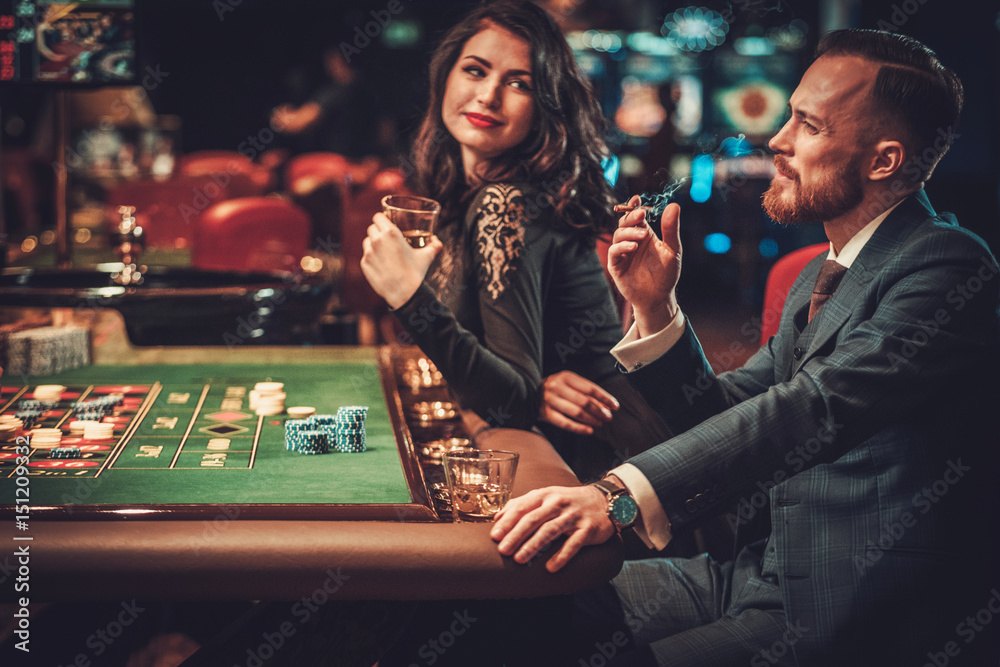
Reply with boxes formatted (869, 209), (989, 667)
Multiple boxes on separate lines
(271, 46), (378, 159)
(492, 29), (1000, 666)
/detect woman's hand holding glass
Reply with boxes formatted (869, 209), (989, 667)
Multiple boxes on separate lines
(360, 212), (443, 309)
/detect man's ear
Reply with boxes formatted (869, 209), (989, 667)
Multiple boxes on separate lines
(868, 140), (906, 182)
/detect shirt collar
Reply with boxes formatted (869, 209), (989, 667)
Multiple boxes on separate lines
(827, 198), (905, 268)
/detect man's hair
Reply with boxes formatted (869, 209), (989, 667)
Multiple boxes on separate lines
(816, 29), (963, 183)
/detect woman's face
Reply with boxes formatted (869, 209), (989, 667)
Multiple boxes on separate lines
(442, 23), (537, 176)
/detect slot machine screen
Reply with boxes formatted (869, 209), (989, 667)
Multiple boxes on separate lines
(0, 1), (137, 85)
(710, 52), (797, 143)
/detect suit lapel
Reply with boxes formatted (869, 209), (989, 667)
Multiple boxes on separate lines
(789, 191), (938, 376)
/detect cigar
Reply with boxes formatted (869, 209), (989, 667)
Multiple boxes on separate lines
(614, 203), (650, 213)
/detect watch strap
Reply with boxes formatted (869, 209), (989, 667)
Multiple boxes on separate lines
(592, 478), (624, 497)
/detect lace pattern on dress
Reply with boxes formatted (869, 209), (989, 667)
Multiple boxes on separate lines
(474, 184), (527, 300)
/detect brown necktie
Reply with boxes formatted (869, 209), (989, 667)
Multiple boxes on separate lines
(808, 260), (848, 322)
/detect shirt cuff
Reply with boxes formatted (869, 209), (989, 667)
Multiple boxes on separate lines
(610, 463), (672, 551)
(610, 311), (686, 372)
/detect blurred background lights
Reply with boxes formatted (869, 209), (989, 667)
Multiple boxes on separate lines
(300, 255), (324, 273)
(767, 20), (809, 51)
(661, 7), (730, 53)
(625, 32), (679, 56)
(689, 153), (714, 203)
(382, 20), (421, 48)
(582, 30), (623, 53)
(733, 36), (775, 56)
(759, 238), (780, 258)
(704, 233), (732, 254)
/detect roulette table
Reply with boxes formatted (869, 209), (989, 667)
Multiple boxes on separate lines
(0, 345), (623, 602)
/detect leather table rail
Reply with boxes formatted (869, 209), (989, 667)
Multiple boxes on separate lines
(2, 427), (624, 602)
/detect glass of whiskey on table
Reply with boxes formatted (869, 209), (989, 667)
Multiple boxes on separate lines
(443, 450), (519, 522)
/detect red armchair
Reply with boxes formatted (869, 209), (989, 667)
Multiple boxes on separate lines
(759, 243), (828, 345)
(191, 196), (311, 273)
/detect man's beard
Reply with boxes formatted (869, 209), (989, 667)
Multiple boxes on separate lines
(762, 155), (864, 224)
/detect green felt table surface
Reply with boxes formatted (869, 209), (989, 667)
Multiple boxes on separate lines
(0, 362), (413, 507)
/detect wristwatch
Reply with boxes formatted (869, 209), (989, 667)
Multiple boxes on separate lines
(592, 478), (639, 531)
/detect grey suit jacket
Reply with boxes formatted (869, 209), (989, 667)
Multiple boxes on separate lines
(625, 191), (1000, 664)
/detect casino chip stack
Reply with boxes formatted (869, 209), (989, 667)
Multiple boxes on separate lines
(16, 398), (52, 430)
(14, 408), (42, 431)
(333, 406), (368, 453)
(50, 446), (83, 459)
(33, 385), (66, 403)
(83, 422), (115, 440)
(252, 382), (286, 416)
(286, 406), (316, 420)
(5, 325), (90, 376)
(284, 418), (310, 449)
(74, 394), (123, 421)
(284, 419), (328, 455)
(28, 428), (62, 448)
(0, 416), (21, 442)
(68, 421), (89, 436)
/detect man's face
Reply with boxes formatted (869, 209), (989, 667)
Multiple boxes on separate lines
(763, 55), (879, 225)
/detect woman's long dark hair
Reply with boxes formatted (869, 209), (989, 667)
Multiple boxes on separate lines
(411, 0), (616, 236)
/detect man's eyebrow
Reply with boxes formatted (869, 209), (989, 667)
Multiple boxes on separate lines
(788, 104), (827, 127)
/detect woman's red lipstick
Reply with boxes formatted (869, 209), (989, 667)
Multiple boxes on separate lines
(465, 113), (501, 128)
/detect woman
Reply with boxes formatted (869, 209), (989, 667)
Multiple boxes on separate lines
(361, 0), (669, 480)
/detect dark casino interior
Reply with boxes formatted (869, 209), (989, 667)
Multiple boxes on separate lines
(1, 0), (997, 356)
(0, 0), (999, 665)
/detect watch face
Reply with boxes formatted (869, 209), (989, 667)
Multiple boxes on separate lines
(611, 494), (638, 526)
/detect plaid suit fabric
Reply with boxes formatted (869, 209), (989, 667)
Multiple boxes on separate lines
(608, 550), (796, 666)
(618, 191), (1000, 665)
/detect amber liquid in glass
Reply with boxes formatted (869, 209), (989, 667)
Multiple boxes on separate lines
(451, 482), (509, 521)
(402, 230), (432, 248)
